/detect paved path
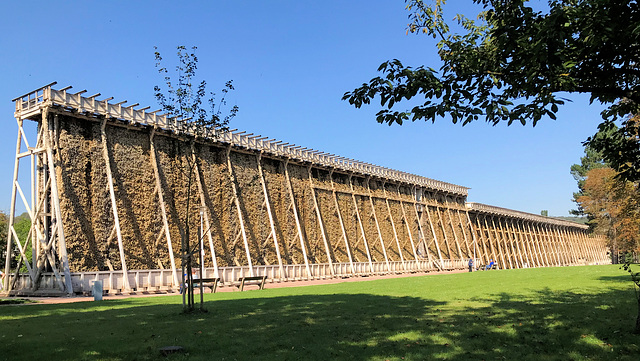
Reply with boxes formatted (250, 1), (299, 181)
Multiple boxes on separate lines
(9, 269), (468, 305)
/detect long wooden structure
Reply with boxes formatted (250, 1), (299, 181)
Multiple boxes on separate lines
(2, 84), (609, 295)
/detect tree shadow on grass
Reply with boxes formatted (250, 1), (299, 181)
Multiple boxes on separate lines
(1, 288), (639, 361)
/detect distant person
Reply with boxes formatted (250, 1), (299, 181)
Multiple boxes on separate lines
(0, 270), (4, 290)
(468, 258), (474, 272)
(486, 259), (495, 270)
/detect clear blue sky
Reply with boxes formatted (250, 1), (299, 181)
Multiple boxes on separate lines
(0, 1), (606, 217)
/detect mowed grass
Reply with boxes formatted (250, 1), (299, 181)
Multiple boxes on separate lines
(1, 265), (638, 361)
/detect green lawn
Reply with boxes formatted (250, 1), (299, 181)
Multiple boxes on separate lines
(1, 265), (638, 360)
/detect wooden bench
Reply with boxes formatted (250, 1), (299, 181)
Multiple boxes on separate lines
(237, 275), (267, 291)
(184, 277), (220, 293)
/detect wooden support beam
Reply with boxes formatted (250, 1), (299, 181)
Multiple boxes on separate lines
(191, 143), (221, 279)
(349, 174), (374, 273)
(307, 166), (335, 276)
(466, 211), (483, 263)
(100, 118), (130, 291)
(444, 206), (464, 260)
(257, 152), (286, 279)
(226, 145), (255, 277)
(424, 205), (444, 267)
(456, 209), (472, 260)
(482, 216), (499, 266)
(499, 217), (518, 269)
(490, 216), (509, 269)
(4, 118), (23, 292)
(435, 206), (453, 260)
(366, 178), (391, 272)
(149, 130), (179, 287)
(413, 190), (435, 269)
(398, 187), (420, 269)
(284, 159), (312, 279)
(330, 170), (355, 275)
(383, 184), (405, 270)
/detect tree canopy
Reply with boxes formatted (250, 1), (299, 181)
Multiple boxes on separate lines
(343, 1), (640, 154)
(576, 167), (640, 255)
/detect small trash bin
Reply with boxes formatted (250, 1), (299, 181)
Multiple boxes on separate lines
(91, 280), (103, 301)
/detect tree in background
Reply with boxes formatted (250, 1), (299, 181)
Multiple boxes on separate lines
(0, 211), (8, 271)
(343, 0), (640, 178)
(13, 214), (31, 273)
(576, 167), (640, 261)
(587, 115), (640, 182)
(155, 45), (238, 312)
(570, 143), (610, 216)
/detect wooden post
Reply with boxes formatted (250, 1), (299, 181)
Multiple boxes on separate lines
(498, 217), (518, 268)
(456, 209), (473, 259)
(397, 187), (420, 269)
(530, 222), (550, 267)
(307, 165), (335, 276)
(489, 216), (508, 269)
(366, 178), (391, 272)
(100, 118), (130, 291)
(424, 205), (445, 267)
(444, 205), (464, 260)
(284, 159), (312, 279)
(191, 143), (220, 279)
(435, 206), (453, 260)
(226, 145), (255, 277)
(43, 111), (73, 293)
(482, 216), (499, 266)
(468, 212), (486, 264)
(257, 152), (286, 279)
(413, 188), (435, 268)
(4, 117), (23, 291)
(149, 130), (179, 287)
(330, 171), (355, 275)
(383, 183), (406, 270)
(508, 219), (527, 268)
(349, 174), (374, 273)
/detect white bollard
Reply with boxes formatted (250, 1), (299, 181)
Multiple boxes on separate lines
(91, 280), (103, 301)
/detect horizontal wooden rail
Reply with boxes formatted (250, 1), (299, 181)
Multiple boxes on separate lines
(14, 84), (469, 196)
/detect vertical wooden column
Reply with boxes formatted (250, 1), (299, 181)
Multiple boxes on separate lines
(307, 166), (335, 276)
(468, 213), (486, 263)
(539, 224), (558, 266)
(476, 213), (495, 263)
(445, 206), (464, 260)
(574, 229), (589, 262)
(435, 206), (453, 260)
(560, 227), (576, 265)
(329, 171), (355, 275)
(424, 204), (445, 266)
(518, 221), (538, 267)
(532, 222), (550, 267)
(398, 187), (420, 268)
(257, 152), (286, 279)
(481, 216), (497, 264)
(508, 219), (526, 268)
(456, 209), (473, 259)
(226, 146), (255, 277)
(284, 159), (312, 278)
(100, 118), (130, 291)
(191, 143), (220, 279)
(383, 184), (406, 270)
(496, 217), (516, 269)
(413, 188), (435, 268)
(149, 130), (179, 287)
(349, 174), (374, 272)
(490, 216), (509, 268)
(563, 227), (576, 264)
(4, 117), (24, 291)
(550, 225), (567, 265)
(366, 178), (391, 272)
